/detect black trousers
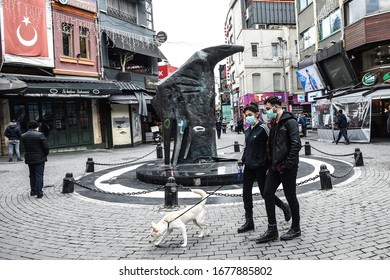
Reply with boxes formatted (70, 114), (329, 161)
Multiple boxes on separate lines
(28, 163), (45, 196)
(263, 168), (300, 228)
(242, 166), (286, 214)
(216, 129), (221, 139)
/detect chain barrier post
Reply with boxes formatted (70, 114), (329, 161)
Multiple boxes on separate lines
(62, 173), (74, 194)
(304, 141), (311, 156)
(319, 164), (332, 190)
(86, 158), (94, 173)
(234, 141), (240, 152)
(164, 176), (178, 207)
(156, 143), (163, 159)
(354, 148), (364, 166)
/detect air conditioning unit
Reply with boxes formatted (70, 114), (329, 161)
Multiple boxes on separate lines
(255, 24), (266, 29)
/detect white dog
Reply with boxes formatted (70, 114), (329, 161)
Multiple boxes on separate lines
(151, 189), (209, 247)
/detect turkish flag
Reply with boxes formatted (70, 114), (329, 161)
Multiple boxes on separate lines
(3, 0), (48, 57)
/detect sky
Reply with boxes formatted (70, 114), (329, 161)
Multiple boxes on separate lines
(153, 0), (231, 68)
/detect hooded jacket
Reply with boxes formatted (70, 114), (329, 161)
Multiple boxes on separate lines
(4, 123), (21, 140)
(266, 111), (301, 170)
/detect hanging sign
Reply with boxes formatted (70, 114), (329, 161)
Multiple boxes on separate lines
(383, 72), (390, 84)
(362, 72), (377, 86)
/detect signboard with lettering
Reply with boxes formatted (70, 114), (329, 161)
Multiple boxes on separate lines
(56, 0), (97, 13)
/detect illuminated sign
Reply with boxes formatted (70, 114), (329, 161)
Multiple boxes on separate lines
(296, 64), (325, 93)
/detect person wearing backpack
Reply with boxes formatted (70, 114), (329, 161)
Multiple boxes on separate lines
(335, 109), (350, 145)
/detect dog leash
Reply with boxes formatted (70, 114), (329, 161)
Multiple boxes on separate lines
(165, 184), (225, 229)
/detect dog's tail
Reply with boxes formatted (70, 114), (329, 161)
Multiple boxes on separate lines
(191, 189), (208, 206)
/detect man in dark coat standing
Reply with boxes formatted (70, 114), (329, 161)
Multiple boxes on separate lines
(21, 121), (49, 198)
(335, 109), (350, 145)
(4, 119), (22, 162)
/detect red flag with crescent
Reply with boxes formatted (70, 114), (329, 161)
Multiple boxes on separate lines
(3, 0), (48, 57)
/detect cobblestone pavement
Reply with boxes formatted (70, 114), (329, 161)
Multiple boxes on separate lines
(0, 131), (389, 260)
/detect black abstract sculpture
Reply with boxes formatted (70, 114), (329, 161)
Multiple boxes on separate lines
(152, 45), (244, 166)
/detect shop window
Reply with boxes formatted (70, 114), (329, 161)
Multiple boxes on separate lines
(79, 27), (90, 59)
(67, 102), (77, 129)
(55, 103), (66, 131)
(79, 101), (89, 130)
(62, 23), (73, 57)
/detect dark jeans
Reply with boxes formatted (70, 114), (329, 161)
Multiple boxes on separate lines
(243, 166), (285, 214)
(216, 129), (221, 139)
(28, 163), (45, 196)
(263, 168), (300, 228)
(336, 128), (350, 143)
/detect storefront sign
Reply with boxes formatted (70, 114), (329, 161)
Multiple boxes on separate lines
(362, 72), (377, 86)
(58, 0), (97, 13)
(307, 90), (323, 102)
(256, 92), (287, 103)
(383, 72), (390, 83)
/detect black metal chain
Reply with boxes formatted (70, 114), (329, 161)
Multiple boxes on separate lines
(94, 149), (156, 166)
(310, 144), (354, 157)
(330, 153), (360, 179)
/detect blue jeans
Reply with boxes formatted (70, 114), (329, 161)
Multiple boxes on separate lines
(28, 163), (45, 196)
(263, 167), (300, 228)
(336, 128), (350, 143)
(8, 140), (20, 159)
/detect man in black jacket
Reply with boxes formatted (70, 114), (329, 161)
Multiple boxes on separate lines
(4, 119), (22, 162)
(256, 96), (302, 243)
(21, 121), (49, 198)
(335, 109), (350, 145)
(238, 103), (291, 233)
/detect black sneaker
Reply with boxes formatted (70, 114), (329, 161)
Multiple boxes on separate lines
(255, 227), (278, 244)
(280, 227), (301, 240)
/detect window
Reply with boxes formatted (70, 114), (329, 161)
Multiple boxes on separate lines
(320, 9), (341, 40)
(300, 26), (315, 51)
(62, 23), (73, 57)
(346, 0), (390, 26)
(145, 1), (153, 29)
(79, 27), (90, 59)
(271, 43), (279, 59)
(252, 73), (261, 93)
(273, 73), (281, 91)
(251, 43), (258, 57)
(299, 0), (313, 12)
(107, 0), (137, 23)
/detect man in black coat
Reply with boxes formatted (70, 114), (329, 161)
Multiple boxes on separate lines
(335, 109), (350, 145)
(256, 96), (302, 243)
(21, 121), (49, 198)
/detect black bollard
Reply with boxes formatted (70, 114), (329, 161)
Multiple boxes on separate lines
(234, 141), (240, 152)
(304, 141), (311, 156)
(86, 158), (94, 173)
(156, 143), (163, 159)
(164, 177), (178, 207)
(319, 164), (332, 190)
(62, 173), (74, 194)
(354, 148), (364, 166)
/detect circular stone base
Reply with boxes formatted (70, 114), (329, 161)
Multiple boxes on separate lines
(135, 159), (243, 186)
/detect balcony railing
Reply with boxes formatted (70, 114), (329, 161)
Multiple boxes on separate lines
(107, 6), (137, 24)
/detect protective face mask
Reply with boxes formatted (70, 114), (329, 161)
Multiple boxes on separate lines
(246, 115), (256, 125)
(266, 109), (277, 119)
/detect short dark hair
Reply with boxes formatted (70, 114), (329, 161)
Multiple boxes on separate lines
(27, 120), (40, 129)
(338, 109), (343, 114)
(264, 96), (281, 106)
(243, 102), (259, 113)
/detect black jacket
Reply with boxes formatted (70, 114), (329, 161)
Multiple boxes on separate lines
(21, 130), (49, 165)
(267, 112), (301, 170)
(335, 113), (348, 128)
(4, 124), (21, 140)
(241, 122), (269, 168)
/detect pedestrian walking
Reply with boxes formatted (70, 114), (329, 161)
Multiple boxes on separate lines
(334, 109), (350, 144)
(297, 113), (307, 137)
(229, 119), (234, 132)
(237, 118), (244, 134)
(216, 118), (222, 139)
(256, 96), (302, 243)
(238, 102), (291, 233)
(21, 121), (49, 198)
(4, 119), (22, 162)
(384, 104), (390, 134)
(221, 118), (227, 133)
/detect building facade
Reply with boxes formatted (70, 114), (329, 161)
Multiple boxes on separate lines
(0, 0), (164, 156)
(223, 0), (300, 125)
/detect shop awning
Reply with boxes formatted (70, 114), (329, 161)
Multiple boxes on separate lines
(18, 76), (121, 98)
(0, 76), (27, 94)
(106, 33), (166, 60)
